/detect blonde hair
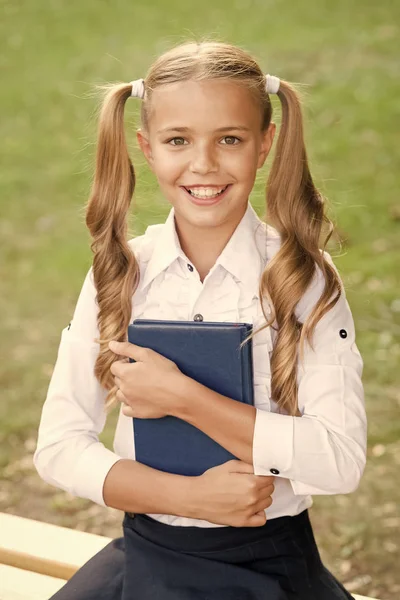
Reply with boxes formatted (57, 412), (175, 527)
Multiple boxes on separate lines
(85, 40), (341, 416)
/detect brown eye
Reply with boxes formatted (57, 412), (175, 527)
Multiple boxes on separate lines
(222, 136), (240, 145)
(168, 137), (186, 146)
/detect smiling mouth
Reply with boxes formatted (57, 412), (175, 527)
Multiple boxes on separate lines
(183, 185), (230, 199)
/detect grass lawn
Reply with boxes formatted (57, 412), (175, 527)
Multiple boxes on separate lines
(1, 1), (399, 598)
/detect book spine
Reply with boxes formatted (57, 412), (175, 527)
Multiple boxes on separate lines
(240, 328), (255, 406)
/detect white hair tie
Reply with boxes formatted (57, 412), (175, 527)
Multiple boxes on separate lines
(130, 79), (145, 99)
(265, 74), (280, 94)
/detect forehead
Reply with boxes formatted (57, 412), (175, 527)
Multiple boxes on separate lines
(148, 79), (261, 133)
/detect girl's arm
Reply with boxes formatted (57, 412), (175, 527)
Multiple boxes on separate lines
(33, 267), (195, 516)
(172, 251), (367, 496)
(102, 459), (196, 516)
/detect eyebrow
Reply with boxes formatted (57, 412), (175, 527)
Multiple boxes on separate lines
(157, 126), (252, 134)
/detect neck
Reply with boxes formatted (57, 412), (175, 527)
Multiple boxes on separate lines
(174, 207), (246, 282)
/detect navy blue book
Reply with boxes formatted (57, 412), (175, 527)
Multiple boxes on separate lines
(127, 319), (254, 477)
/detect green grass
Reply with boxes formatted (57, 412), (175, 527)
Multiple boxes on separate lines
(1, 1), (399, 598)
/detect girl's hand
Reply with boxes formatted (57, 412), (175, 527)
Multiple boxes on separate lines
(192, 460), (275, 528)
(109, 341), (183, 419)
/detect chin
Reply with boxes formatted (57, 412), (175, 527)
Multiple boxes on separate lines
(181, 197), (228, 213)
(180, 209), (221, 227)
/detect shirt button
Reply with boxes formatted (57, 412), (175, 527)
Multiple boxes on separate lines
(270, 468), (280, 475)
(187, 263), (194, 272)
(339, 329), (347, 339)
(193, 313), (204, 322)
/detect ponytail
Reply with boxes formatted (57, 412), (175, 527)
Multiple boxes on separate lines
(257, 80), (341, 416)
(85, 83), (140, 412)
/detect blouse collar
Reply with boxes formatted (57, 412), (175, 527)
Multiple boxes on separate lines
(140, 202), (272, 295)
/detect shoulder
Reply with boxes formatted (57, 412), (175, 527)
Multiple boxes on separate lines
(258, 228), (346, 324)
(295, 250), (345, 323)
(127, 223), (164, 264)
(254, 221), (282, 263)
(266, 224), (282, 261)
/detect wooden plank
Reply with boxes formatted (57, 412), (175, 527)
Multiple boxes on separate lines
(0, 512), (112, 580)
(0, 564), (67, 600)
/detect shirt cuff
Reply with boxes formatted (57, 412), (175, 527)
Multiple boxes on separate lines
(71, 443), (124, 506)
(252, 409), (294, 477)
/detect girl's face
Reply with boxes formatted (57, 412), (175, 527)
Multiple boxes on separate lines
(137, 78), (275, 233)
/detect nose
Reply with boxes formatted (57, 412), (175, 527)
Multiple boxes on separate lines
(189, 142), (218, 175)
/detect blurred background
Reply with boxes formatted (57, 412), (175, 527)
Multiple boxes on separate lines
(1, 1), (399, 598)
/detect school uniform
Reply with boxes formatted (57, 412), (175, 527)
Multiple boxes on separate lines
(34, 202), (367, 599)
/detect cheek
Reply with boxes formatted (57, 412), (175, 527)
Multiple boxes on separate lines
(225, 151), (257, 181)
(152, 148), (183, 183)
(222, 141), (259, 171)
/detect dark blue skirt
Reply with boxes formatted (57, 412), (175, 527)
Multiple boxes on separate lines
(50, 509), (353, 600)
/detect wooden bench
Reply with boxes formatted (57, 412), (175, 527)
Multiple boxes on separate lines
(0, 512), (112, 599)
(0, 512), (380, 600)
(0, 564), (68, 600)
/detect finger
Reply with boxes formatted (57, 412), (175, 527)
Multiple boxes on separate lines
(252, 487), (275, 511)
(115, 388), (128, 403)
(122, 404), (135, 417)
(255, 475), (275, 488)
(109, 340), (151, 361)
(254, 495), (273, 513)
(258, 483), (275, 498)
(110, 360), (130, 377)
(113, 375), (122, 388)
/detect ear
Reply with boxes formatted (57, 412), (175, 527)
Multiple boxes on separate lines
(257, 122), (276, 169)
(137, 129), (155, 171)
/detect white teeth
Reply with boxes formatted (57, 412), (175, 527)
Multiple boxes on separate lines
(187, 186), (227, 198)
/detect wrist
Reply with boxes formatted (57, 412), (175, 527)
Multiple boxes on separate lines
(175, 474), (203, 520)
(169, 373), (194, 418)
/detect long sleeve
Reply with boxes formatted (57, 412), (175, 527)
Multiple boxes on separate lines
(252, 252), (367, 495)
(33, 267), (124, 506)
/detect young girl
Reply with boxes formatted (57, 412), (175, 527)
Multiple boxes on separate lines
(34, 40), (367, 600)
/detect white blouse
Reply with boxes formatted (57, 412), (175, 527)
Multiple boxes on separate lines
(33, 202), (367, 528)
